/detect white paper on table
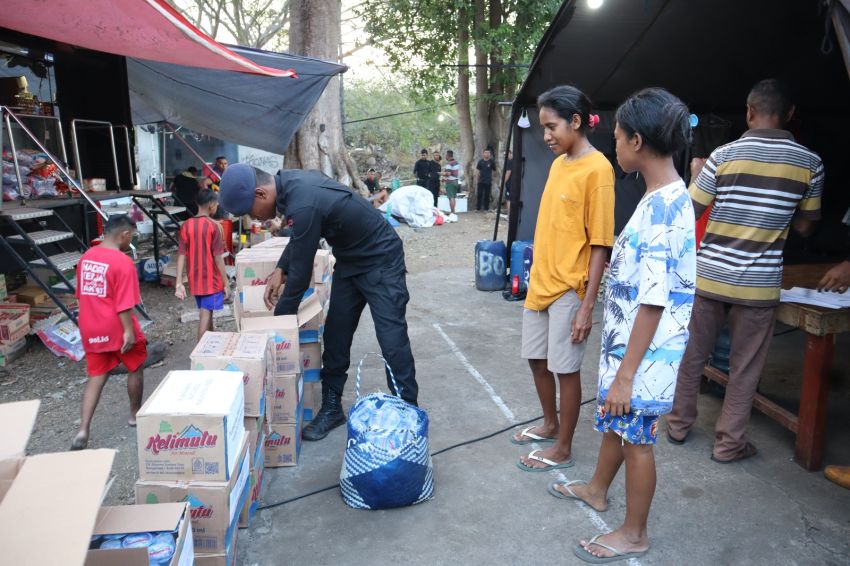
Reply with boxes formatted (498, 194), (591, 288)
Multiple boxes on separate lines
(780, 287), (850, 309)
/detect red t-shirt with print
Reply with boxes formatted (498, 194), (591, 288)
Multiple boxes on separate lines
(76, 246), (144, 353)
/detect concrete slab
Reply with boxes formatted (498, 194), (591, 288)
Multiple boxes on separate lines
(239, 265), (850, 565)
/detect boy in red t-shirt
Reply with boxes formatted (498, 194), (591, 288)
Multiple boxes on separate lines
(175, 189), (231, 342)
(72, 214), (146, 450)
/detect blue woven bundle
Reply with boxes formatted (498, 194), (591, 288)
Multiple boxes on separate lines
(339, 354), (434, 510)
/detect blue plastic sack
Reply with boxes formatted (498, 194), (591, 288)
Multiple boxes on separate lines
(339, 353), (433, 510)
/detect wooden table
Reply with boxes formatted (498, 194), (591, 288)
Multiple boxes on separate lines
(703, 264), (850, 471)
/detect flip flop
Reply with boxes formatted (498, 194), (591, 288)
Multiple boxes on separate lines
(516, 449), (574, 472)
(70, 434), (89, 451)
(711, 442), (757, 464)
(509, 426), (557, 445)
(573, 534), (648, 564)
(548, 480), (608, 512)
(666, 430), (687, 445)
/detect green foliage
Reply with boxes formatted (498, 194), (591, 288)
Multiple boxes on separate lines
(355, 0), (562, 102)
(344, 78), (461, 164)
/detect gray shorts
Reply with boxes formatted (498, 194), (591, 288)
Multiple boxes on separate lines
(521, 290), (586, 374)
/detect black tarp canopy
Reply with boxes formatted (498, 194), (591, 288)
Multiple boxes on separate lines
(509, 0), (850, 258)
(128, 44), (347, 154)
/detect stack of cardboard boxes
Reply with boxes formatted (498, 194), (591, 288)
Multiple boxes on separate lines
(0, 399), (196, 565)
(0, 275), (29, 367)
(233, 238), (334, 442)
(188, 331), (271, 529)
(134, 370), (248, 566)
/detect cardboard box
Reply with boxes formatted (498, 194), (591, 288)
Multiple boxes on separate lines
(240, 314), (300, 375)
(244, 414), (265, 458)
(314, 280), (332, 308)
(137, 371), (245, 482)
(15, 285), (48, 306)
(300, 341), (321, 383)
(0, 336), (27, 367)
(235, 248), (281, 288)
(190, 332), (272, 417)
(266, 373), (303, 423)
(135, 433), (250, 555)
(0, 303), (30, 342)
(235, 285), (275, 326)
(302, 381), (319, 422)
(194, 525), (237, 566)
(251, 236), (290, 249)
(264, 410), (302, 468)
(86, 502), (195, 566)
(238, 428), (265, 529)
(298, 292), (324, 344)
(0, 274), (7, 302)
(313, 249), (332, 283)
(0, 447), (117, 566)
(0, 399), (39, 503)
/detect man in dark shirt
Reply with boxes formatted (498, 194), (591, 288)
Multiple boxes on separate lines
(219, 164), (419, 441)
(476, 149), (497, 211)
(172, 166), (200, 216)
(413, 149), (431, 188)
(364, 168), (380, 193)
(427, 152), (442, 207)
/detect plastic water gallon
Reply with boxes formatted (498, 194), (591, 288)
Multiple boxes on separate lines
(475, 240), (507, 291)
(510, 240), (533, 292)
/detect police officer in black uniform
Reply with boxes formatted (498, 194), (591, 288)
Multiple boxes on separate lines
(218, 164), (418, 441)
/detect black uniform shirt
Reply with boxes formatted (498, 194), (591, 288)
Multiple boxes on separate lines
(274, 169), (402, 314)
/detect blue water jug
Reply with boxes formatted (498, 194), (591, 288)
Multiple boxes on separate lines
(522, 244), (534, 292)
(475, 240), (507, 291)
(510, 240), (533, 292)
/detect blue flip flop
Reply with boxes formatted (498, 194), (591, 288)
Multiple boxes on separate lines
(573, 534), (648, 564)
(516, 449), (574, 472)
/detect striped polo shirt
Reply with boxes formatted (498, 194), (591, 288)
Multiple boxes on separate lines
(178, 216), (226, 296)
(690, 129), (823, 306)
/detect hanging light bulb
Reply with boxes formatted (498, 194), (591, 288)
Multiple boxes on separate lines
(588, 0), (604, 9)
(517, 109), (531, 129)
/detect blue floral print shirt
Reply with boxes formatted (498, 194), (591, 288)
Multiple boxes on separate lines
(597, 180), (697, 415)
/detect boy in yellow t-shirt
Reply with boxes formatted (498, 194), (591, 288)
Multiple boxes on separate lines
(512, 86), (614, 473)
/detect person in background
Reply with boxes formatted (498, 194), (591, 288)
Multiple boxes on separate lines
(219, 164), (419, 441)
(172, 165), (200, 216)
(513, 85), (613, 473)
(174, 189), (231, 343)
(503, 150), (514, 217)
(564, 88), (696, 564)
(364, 168), (380, 193)
(72, 215), (146, 450)
(428, 151), (442, 207)
(414, 149), (431, 188)
(475, 149), (497, 211)
(212, 156), (228, 181)
(442, 150), (462, 216)
(666, 79), (823, 463)
(818, 258), (850, 489)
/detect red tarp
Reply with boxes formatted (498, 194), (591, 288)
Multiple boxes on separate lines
(0, 0), (295, 77)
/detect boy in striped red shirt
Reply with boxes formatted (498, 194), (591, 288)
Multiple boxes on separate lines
(175, 189), (231, 342)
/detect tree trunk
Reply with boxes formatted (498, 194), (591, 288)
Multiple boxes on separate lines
(285, 0), (365, 193)
(456, 5), (475, 195)
(487, 0), (504, 175)
(472, 0), (489, 205)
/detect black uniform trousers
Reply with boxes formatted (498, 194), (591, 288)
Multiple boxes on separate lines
(319, 254), (418, 405)
(476, 182), (492, 210)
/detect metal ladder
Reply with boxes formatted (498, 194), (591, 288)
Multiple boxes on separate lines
(129, 190), (186, 278)
(1, 106), (152, 325)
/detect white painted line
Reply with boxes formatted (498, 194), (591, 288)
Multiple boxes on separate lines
(432, 323), (516, 423)
(433, 323), (641, 565)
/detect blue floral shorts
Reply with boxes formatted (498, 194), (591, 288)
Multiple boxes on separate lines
(594, 403), (660, 445)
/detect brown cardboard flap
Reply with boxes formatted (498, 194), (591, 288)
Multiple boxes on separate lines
(93, 502), (186, 535)
(0, 449), (116, 566)
(241, 314), (298, 332)
(0, 399), (40, 459)
(84, 547), (149, 566)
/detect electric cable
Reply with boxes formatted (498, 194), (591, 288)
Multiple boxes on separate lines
(257, 396), (597, 512)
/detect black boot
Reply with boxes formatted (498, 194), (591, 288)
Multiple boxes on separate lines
(302, 387), (346, 441)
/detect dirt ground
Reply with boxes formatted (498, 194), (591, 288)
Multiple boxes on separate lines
(0, 210), (506, 506)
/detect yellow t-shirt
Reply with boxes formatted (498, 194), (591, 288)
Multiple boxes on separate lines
(524, 151), (615, 311)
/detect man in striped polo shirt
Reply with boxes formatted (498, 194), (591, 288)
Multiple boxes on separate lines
(666, 79), (823, 463)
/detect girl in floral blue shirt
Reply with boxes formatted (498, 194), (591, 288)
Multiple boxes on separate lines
(552, 89), (697, 564)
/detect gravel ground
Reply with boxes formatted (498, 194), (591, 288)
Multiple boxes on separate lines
(0, 210), (505, 505)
